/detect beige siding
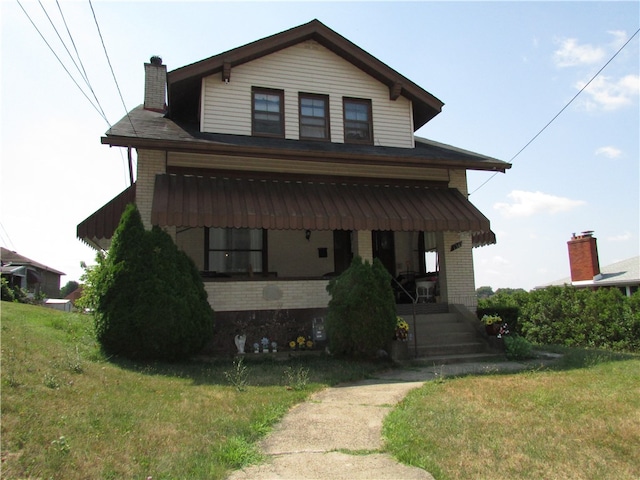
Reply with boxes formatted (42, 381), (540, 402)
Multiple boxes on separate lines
(269, 230), (334, 277)
(201, 40), (414, 148)
(136, 149), (167, 230)
(168, 152), (449, 182)
(176, 227), (205, 271)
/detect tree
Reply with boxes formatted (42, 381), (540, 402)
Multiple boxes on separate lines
(325, 256), (396, 358)
(476, 286), (494, 299)
(86, 203), (214, 361)
(60, 281), (79, 298)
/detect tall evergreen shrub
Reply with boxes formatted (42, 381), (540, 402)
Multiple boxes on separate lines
(325, 256), (396, 358)
(89, 203), (214, 361)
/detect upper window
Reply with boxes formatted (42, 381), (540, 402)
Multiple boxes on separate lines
(252, 88), (284, 137)
(343, 98), (372, 144)
(299, 93), (329, 140)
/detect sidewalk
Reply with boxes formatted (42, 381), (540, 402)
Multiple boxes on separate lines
(226, 358), (557, 480)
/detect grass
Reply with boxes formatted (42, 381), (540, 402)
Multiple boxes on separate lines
(384, 347), (640, 480)
(0, 301), (382, 479)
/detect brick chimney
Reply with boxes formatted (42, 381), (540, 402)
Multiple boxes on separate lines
(144, 56), (167, 112)
(567, 231), (601, 282)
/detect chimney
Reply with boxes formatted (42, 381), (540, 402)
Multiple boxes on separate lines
(567, 231), (600, 282)
(144, 56), (167, 112)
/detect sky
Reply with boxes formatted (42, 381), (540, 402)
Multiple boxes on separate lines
(1, 1), (638, 292)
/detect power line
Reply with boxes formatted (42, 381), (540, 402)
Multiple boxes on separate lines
(0, 222), (16, 251)
(88, 0), (138, 136)
(16, 0), (110, 125)
(54, 0), (111, 126)
(470, 27), (640, 196)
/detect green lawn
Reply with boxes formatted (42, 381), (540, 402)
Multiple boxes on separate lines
(384, 348), (640, 480)
(0, 302), (381, 479)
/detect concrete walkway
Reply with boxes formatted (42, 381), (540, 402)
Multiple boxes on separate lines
(226, 357), (558, 480)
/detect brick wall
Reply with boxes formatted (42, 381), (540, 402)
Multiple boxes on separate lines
(437, 231), (477, 310)
(136, 149), (166, 230)
(205, 279), (331, 312)
(144, 61), (167, 112)
(567, 233), (600, 282)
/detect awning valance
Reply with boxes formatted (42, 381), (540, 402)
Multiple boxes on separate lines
(151, 174), (493, 234)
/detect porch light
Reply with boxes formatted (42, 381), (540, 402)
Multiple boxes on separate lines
(305, 229), (311, 241)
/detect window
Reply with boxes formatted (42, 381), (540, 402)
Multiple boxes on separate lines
(252, 88), (284, 137)
(206, 227), (266, 273)
(343, 98), (372, 144)
(299, 93), (329, 140)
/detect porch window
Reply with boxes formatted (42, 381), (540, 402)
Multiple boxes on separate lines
(206, 227), (266, 273)
(343, 97), (372, 144)
(299, 93), (329, 140)
(252, 87), (284, 137)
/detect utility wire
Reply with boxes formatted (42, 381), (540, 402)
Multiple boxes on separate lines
(16, 0), (110, 125)
(88, 0), (138, 136)
(0, 222), (16, 251)
(470, 27), (640, 196)
(54, 0), (111, 126)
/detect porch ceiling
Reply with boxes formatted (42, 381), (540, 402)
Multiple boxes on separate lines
(151, 174), (492, 233)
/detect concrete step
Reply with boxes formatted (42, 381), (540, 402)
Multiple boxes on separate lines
(409, 352), (506, 366)
(410, 341), (487, 357)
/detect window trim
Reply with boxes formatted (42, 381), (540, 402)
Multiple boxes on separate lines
(299, 92), (330, 141)
(343, 97), (373, 145)
(251, 87), (284, 138)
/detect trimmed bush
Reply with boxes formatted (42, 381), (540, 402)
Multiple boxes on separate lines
(86, 203), (214, 361)
(325, 256), (396, 358)
(504, 335), (533, 360)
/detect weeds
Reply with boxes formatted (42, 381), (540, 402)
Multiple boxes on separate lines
(283, 365), (310, 391)
(224, 357), (250, 391)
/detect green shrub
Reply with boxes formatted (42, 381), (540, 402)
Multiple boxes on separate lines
(325, 257), (396, 358)
(504, 335), (533, 360)
(85, 203), (214, 361)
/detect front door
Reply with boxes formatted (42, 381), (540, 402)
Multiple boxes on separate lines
(372, 230), (396, 276)
(333, 230), (353, 274)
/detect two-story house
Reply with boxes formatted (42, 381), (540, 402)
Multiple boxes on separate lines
(78, 20), (510, 355)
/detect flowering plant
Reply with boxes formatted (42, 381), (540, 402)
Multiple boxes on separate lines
(394, 317), (410, 341)
(289, 335), (314, 350)
(481, 314), (502, 326)
(497, 323), (510, 339)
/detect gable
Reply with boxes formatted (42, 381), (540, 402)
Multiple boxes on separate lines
(168, 19), (443, 129)
(201, 40), (414, 148)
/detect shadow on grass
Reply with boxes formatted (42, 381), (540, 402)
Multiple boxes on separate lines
(540, 345), (639, 371)
(106, 352), (391, 388)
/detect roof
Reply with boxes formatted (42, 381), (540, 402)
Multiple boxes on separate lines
(0, 247), (65, 276)
(540, 256), (640, 289)
(167, 19), (444, 130)
(103, 107), (510, 173)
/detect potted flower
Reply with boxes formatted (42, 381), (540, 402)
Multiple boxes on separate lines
(261, 337), (270, 353)
(394, 317), (410, 341)
(482, 314), (503, 336)
(253, 342), (260, 354)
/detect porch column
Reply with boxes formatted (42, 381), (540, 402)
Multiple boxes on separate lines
(353, 230), (373, 263)
(437, 231), (477, 311)
(135, 149), (166, 230)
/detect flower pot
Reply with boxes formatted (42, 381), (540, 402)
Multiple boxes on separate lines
(485, 324), (500, 336)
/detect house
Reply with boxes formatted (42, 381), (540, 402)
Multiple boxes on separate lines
(539, 231), (639, 297)
(0, 247), (65, 298)
(77, 20), (510, 354)
(44, 298), (73, 313)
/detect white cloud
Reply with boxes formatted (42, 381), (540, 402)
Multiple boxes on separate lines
(494, 190), (586, 218)
(595, 146), (623, 159)
(553, 38), (605, 67)
(608, 30), (628, 50)
(577, 74), (640, 111)
(607, 232), (632, 242)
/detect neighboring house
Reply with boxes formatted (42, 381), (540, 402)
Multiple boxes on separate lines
(0, 247), (65, 298)
(77, 20), (510, 351)
(539, 231), (639, 297)
(44, 298), (73, 312)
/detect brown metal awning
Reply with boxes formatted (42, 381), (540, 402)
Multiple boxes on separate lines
(151, 174), (493, 234)
(77, 184), (136, 249)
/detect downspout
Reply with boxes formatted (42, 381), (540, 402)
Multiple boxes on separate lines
(127, 146), (134, 186)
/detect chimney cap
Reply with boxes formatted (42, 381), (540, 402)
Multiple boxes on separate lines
(150, 55), (163, 66)
(581, 230), (594, 237)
